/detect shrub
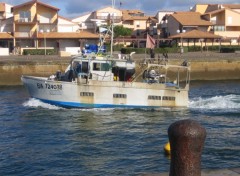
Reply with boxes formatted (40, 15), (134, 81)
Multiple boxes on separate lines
(120, 46), (187, 54)
(187, 46), (201, 52)
(120, 48), (146, 54)
(220, 47), (235, 53)
(203, 45), (220, 51)
(23, 49), (57, 55)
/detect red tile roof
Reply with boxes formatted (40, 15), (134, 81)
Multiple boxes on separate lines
(0, 3), (5, 12)
(0, 32), (13, 39)
(38, 31), (99, 39)
(122, 9), (151, 21)
(169, 29), (222, 39)
(204, 7), (240, 15)
(13, 0), (59, 11)
(223, 4), (240, 9)
(171, 12), (213, 26)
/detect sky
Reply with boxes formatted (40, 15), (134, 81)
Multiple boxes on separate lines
(4, 0), (240, 19)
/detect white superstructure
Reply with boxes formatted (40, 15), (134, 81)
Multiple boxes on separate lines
(22, 53), (190, 108)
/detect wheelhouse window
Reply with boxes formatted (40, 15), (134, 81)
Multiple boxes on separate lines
(93, 63), (101, 71)
(82, 62), (89, 73)
(93, 62), (110, 71)
(101, 63), (110, 71)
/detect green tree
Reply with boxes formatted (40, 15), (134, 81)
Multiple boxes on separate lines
(113, 25), (132, 38)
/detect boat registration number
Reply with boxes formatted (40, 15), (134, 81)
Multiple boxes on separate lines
(37, 83), (62, 90)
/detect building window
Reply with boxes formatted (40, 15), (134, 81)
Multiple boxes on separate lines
(19, 11), (30, 22)
(113, 94), (127, 98)
(214, 26), (225, 31)
(80, 92), (94, 97)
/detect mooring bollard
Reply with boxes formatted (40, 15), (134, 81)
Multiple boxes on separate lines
(168, 119), (206, 176)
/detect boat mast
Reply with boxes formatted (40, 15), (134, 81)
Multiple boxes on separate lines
(110, 0), (115, 56)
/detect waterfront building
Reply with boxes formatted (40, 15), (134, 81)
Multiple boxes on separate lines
(198, 4), (240, 43)
(157, 4), (240, 47)
(0, 1), (240, 56)
(12, 0), (99, 56)
(121, 9), (153, 37)
(0, 3), (13, 55)
(163, 12), (213, 37)
(190, 4), (240, 44)
(0, 0), (99, 55)
(72, 8), (154, 47)
(0, 2), (13, 19)
(72, 6), (122, 33)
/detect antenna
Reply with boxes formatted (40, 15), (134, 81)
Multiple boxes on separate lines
(110, 0), (115, 56)
(112, 0), (115, 8)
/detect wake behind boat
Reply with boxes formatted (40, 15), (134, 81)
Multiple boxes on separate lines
(21, 53), (190, 108)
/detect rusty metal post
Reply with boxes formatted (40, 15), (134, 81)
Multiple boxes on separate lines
(168, 119), (206, 176)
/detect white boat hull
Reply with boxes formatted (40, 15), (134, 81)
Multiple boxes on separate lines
(21, 75), (189, 108)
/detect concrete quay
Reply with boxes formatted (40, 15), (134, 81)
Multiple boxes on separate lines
(1, 51), (239, 62)
(0, 52), (240, 85)
(141, 168), (240, 176)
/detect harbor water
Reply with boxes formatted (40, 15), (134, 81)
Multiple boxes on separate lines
(0, 80), (239, 175)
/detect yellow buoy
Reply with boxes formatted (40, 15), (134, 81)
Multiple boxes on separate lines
(164, 141), (171, 155)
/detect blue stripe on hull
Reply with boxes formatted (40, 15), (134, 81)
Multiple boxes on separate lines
(39, 98), (157, 109)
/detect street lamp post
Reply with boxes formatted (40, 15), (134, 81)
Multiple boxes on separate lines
(177, 29), (186, 54)
(40, 29), (50, 55)
(157, 29), (161, 48)
(200, 38), (204, 52)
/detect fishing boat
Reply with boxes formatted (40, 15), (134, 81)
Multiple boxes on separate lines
(21, 52), (190, 108)
(21, 1), (190, 108)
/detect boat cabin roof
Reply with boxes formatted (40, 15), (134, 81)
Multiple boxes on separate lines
(72, 55), (133, 64)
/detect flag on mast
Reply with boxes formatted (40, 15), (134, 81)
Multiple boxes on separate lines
(146, 33), (155, 49)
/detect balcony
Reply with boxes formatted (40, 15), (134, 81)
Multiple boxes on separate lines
(38, 24), (57, 32)
(15, 16), (38, 24)
(214, 31), (240, 38)
(96, 16), (122, 23)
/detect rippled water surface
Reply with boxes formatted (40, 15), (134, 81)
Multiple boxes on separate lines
(0, 80), (239, 175)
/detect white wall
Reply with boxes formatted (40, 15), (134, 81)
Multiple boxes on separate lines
(5, 4), (13, 18)
(58, 39), (80, 55)
(59, 39), (79, 50)
(65, 47), (81, 55)
(58, 17), (79, 32)
(39, 13), (52, 23)
(72, 13), (95, 30)
(0, 48), (9, 56)
(72, 13), (92, 23)
(58, 25), (79, 32)
(156, 11), (174, 23)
